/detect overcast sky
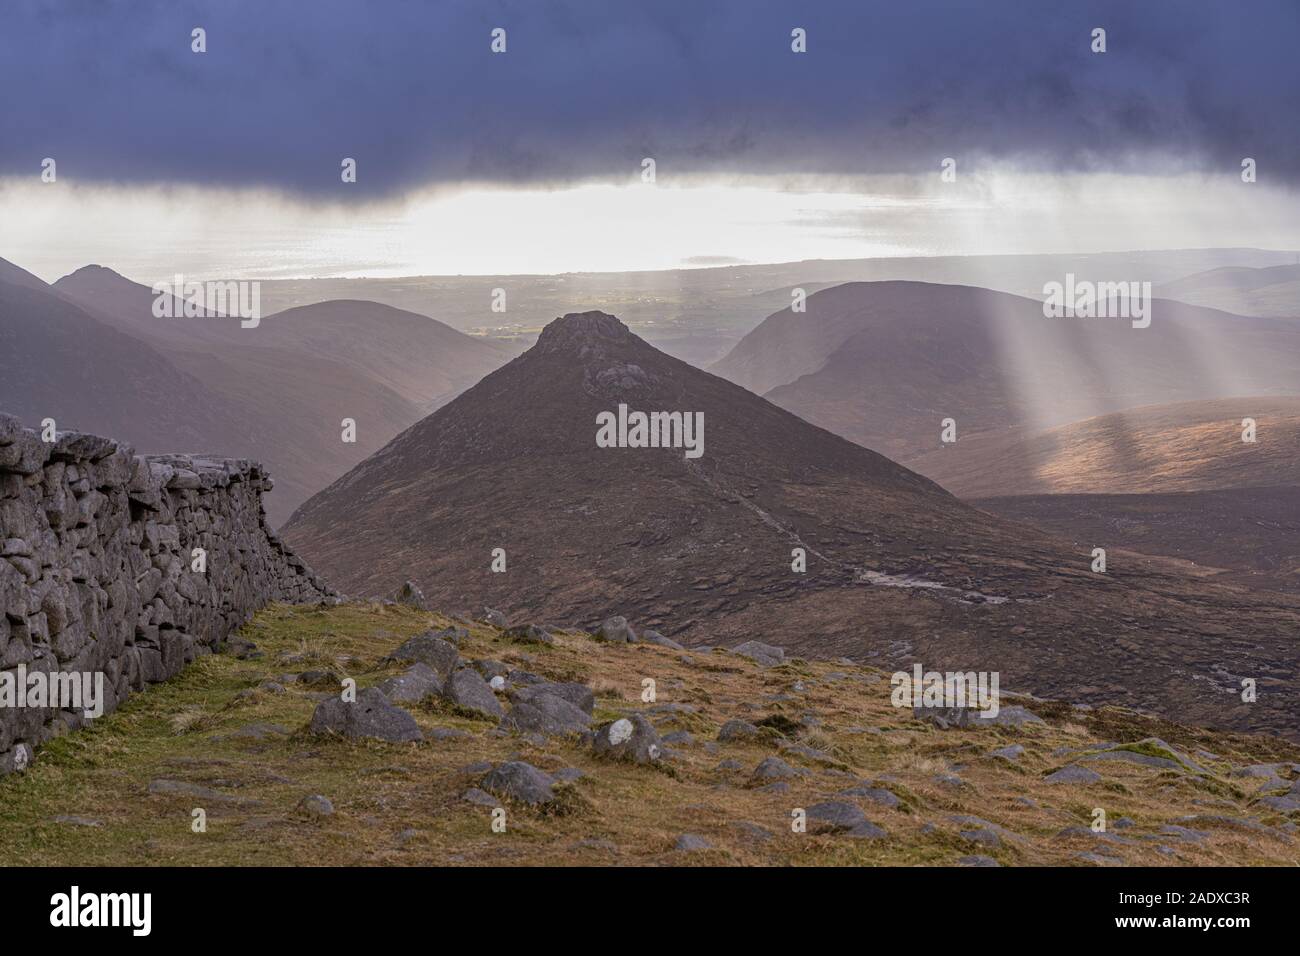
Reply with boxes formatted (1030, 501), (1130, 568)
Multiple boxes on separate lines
(2, 0), (1298, 279)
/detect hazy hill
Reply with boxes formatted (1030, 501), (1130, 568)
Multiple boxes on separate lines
(910, 397), (1300, 499)
(0, 277), (250, 455)
(1158, 264), (1300, 318)
(712, 282), (1300, 463)
(53, 266), (510, 412)
(49, 265), (512, 521)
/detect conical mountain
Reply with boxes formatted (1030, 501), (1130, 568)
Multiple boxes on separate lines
(285, 312), (1300, 738)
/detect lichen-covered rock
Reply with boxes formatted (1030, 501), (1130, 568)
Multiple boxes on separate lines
(309, 687), (422, 742)
(500, 694), (592, 737)
(393, 580), (428, 610)
(915, 704), (1045, 730)
(595, 616), (637, 643)
(480, 761), (558, 805)
(387, 632), (460, 681)
(717, 719), (761, 742)
(376, 662), (443, 703)
(592, 714), (662, 763)
(731, 640), (785, 667)
(1044, 764), (1102, 785)
(505, 623), (554, 645)
(442, 668), (504, 719)
(511, 681), (595, 715)
(641, 629), (683, 650)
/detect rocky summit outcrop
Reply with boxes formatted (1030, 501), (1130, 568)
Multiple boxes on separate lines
(0, 412), (332, 774)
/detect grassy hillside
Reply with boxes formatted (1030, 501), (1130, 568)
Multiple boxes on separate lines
(1, 603), (1296, 866)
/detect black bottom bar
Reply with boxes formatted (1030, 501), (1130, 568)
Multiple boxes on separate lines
(2, 865), (1282, 940)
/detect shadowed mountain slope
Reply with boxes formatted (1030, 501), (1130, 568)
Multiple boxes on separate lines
(0, 278), (250, 455)
(286, 312), (1300, 739)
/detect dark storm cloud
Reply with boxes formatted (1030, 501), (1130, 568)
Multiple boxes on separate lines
(1, 0), (1296, 197)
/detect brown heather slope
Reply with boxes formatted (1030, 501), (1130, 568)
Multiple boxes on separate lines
(285, 312), (1300, 739)
(909, 397), (1300, 499)
(711, 281), (1300, 464)
(50, 265), (511, 523)
(974, 487), (1300, 596)
(906, 398), (1300, 597)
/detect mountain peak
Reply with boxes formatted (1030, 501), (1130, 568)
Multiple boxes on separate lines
(534, 311), (635, 355)
(62, 263), (124, 280)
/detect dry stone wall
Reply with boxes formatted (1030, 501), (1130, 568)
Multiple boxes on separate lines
(0, 412), (333, 774)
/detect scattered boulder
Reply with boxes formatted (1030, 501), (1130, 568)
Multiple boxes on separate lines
(732, 641), (785, 667)
(376, 663), (443, 703)
(960, 827), (1001, 848)
(778, 740), (840, 767)
(500, 695), (591, 737)
(473, 659), (510, 680)
(839, 785), (900, 809)
(512, 681), (595, 715)
(429, 625), (468, 646)
(393, 580), (428, 610)
(990, 744), (1025, 762)
(750, 756), (800, 783)
(387, 632), (459, 681)
(846, 821), (889, 840)
(596, 616), (637, 643)
(147, 779), (258, 807)
(226, 722), (290, 740)
(674, 833), (711, 852)
(480, 607), (508, 628)
(505, 623), (555, 646)
(915, 704), (1044, 730)
(1044, 764), (1102, 785)
(480, 761), (558, 806)
(462, 787), (499, 807)
(1077, 738), (1208, 775)
(641, 630), (684, 650)
(805, 801), (867, 833)
(592, 715), (662, 764)
(51, 814), (103, 827)
(1255, 794), (1300, 812)
(308, 687), (423, 743)
(717, 719), (761, 743)
(442, 669), (505, 720)
(298, 669), (342, 688)
(298, 794), (334, 818)
(731, 821), (775, 843)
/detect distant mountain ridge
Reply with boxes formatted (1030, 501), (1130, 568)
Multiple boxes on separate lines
(0, 276), (252, 457)
(44, 263), (512, 521)
(1158, 263), (1300, 318)
(711, 281), (1300, 466)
